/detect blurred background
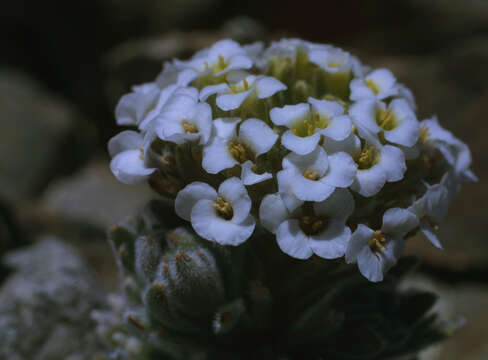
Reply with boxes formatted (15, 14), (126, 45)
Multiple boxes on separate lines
(0, 1), (487, 358)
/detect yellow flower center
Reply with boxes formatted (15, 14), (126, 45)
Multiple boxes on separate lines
(303, 170), (319, 181)
(366, 79), (380, 95)
(230, 78), (251, 94)
(213, 196), (234, 220)
(299, 215), (329, 236)
(228, 140), (254, 163)
(356, 145), (379, 170)
(207, 54), (229, 74)
(369, 230), (387, 253)
(292, 113), (329, 137)
(419, 125), (430, 144)
(376, 108), (398, 131)
(182, 120), (198, 134)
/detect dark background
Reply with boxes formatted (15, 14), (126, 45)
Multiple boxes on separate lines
(1, 1), (487, 358)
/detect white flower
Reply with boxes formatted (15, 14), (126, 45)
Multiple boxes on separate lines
(274, 188), (354, 259)
(345, 208), (418, 282)
(202, 118), (278, 184)
(260, 38), (329, 66)
(408, 183), (449, 249)
(270, 98), (352, 155)
(154, 61), (196, 89)
(348, 129), (407, 197)
(349, 69), (399, 101)
(349, 98), (420, 147)
(153, 87), (212, 145)
(200, 73), (286, 111)
(115, 82), (179, 130)
(108, 130), (156, 185)
(175, 177), (255, 245)
(420, 116), (477, 181)
(175, 39), (252, 79)
(277, 146), (356, 202)
(309, 46), (353, 74)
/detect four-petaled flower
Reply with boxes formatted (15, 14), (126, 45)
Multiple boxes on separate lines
(175, 177), (256, 246)
(345, 208), (419, 282)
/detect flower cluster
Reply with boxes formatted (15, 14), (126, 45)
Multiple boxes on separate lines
(109, 39), (476, 282)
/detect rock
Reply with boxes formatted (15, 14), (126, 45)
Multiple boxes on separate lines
(0, 237), (106, 360)
(0, 69), (95, 202)
(40, 157), (155, 229)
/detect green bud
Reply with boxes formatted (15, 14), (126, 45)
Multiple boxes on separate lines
(135, 235), (162, 284)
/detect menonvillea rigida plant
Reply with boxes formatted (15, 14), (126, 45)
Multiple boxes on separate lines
(105, 38), (476, 359)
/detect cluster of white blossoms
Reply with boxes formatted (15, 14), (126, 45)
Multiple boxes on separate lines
(108, 39), (476, 282)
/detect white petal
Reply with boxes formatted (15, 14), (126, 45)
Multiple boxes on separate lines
(345, 224), (374, 264)
(322, 133), (361, 157)
(270, 103), (310, 127)
(200, 83), (230, 101)
(259, 193), (290, 234)
(221, 55), (253, 75)
(255, 76), (287, 98)
(217, 89), (253, 111)
(281, 131), (320, 155)
(367, 69), (398, 100)
(357, 247), (384, 282)
(384, 99), (419, 147)
(202, 137), (237, 174)
(420, 220), (443, 249)
(349, 78), (376, 101)
(320, 115), (353, 141)
(351, 165), (387, 197)
(349, 100), (381, 134)
(175, 182), (217, 221)
(308, 97), (344, 117)
(379, 145), (406, 182)
(191, 200), (255, 245)
(193, 103), (213, 145)
(313, 188), (355, 221)
(213, 117), (240, 139)
(381, 208), (419, 237)
(241, 161), (273, 186)
(309, 220), (351, 259)
(276, 219), (313, 259)
(115, 89), (159, 126)
(110, 150), (155, 185)
(277, 171), (304, 212)
(282, 146), (328, 176)
(218, 177), (252, 224)
(290, 171), (335, 202)
(321, 151), (356, 188)
(239, 118), (278, 156)
(108, 130), (144, 157)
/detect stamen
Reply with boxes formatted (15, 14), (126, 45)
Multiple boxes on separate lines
(369, 230), (387, 253)
(228, 140), (254, 163)
(303, 169), (319, 181)
(213, 197), (234, 220)
(243, 78), (249, 91)
(182, 120), (198, 134)
(366, 79), (380, 95)
(328, 62), (341, 68)
(356, 145), (378, 169)
(138, 146), (144, 160)
(419, 126), (430, 144)
(376, 108), (397, 131)
(299, 215), (329, 236)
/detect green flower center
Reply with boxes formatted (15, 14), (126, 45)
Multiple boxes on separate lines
(292, 113), (329, 137)
(376, 108), (398, 131)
